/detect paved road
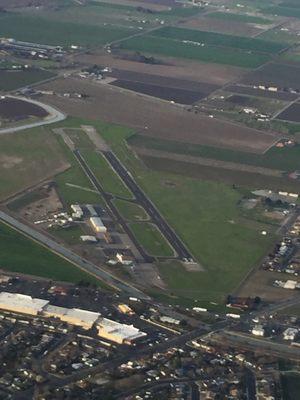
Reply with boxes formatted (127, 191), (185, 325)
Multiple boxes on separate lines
(103, 151), (193, 261)
(0, 96), (66, 135)
(0, 210), (149, 300)
(217, 330), (300, 361)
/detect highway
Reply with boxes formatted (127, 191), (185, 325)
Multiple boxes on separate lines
(103, 150), (193, 261)
(0, 210), (149, 300)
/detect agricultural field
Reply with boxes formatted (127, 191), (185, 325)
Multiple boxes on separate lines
(128, 134), (300, 172)
(206, 11), (273, 25)
(0, 221), (100, 285)
(277, 102), (300, 123)
(261, 5), (300, 19)
(0, 97), (48, 120)
(0, 127), (69, 201)
(37, 77), (280, 153)
(0, 12), (137, 47)
(35, 1), (202, 28)
(0, 68), (55, 91)
(119, 34), (271, 68)
(240, 62), (300, 89)
(151, 27), (285, 53)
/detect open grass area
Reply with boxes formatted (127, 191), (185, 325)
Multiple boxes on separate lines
(151, 26), (285, 53)
(113, 199), (148, 221)
(261, 5), (300, 18)
(0, 222), (102, 285)
(0, 127), (68, 201)
(128, 134), (300, 172)
(120, 35), (270, 68)
(49, 225), (83, 246)
(0, 12), (136, 47)
(54, 135), (102, 206)
(81, 150), (133, 199)
(89, 119), (277, 303)
(35, 1), (202, 28)
(0, 68), (55, 91)
(129, 222), (174, 257)
(207, 11), (272, 24)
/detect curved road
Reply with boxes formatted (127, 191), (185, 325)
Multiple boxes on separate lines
(0, 95), (66, 135)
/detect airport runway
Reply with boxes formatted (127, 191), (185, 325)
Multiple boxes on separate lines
(102, 150), (193, 261)
(74, 149), (155, 263)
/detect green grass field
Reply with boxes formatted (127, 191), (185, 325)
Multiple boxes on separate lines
(36, 1), (202, 28)
(207, 11), (272, 24)
(89, 119), (276, 304)
(0, 222), (102, 285)
(128, 134), (300, 172)
(0, 68), (55, 91)
(0, 12), (136, 47)
(129, 222), (174, 257)
(261, 5), (300, 18)
(120, 35), (270, 68)
(54, 135), (103, 206)
(151, 26), (285, 53)
(0, 127), (69, 201)
(113, 199), (148, 221)
(81, 150), (133, 199)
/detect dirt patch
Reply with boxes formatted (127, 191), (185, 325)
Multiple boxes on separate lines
(37, 77), (280, 154)
(180, 16), (265, 37)
(19, 184), (63, 223)
(0, 155), (23, 169)
(134, 147), (283, 177)
(236, 269), (300, 302)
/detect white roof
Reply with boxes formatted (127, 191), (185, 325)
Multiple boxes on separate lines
(98, 317), (146, 341)
(90, 216), (105, 227)
(44, 305), (100, 326)
(0, 292), (49, 313)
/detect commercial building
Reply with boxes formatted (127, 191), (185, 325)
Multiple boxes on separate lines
(90, 217), (107, 234)
(71, 204), (83, 219)
(252, 325), (265, 337)
(159, 316), (181, 325)
(43, 305), (100, 330)
(97, 318), (146, 345)
(117, 304), (134, 315)
(0, 292), (49, 316)
(283, 328), (299, 341)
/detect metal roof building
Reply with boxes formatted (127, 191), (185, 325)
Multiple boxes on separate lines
(0, 292), (49, 316)
(97, 317), (146, 345)
(43, 305), (100, 330)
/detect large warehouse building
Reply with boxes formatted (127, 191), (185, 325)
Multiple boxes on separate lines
(97, 318), (146, 345)
(43, 305), (100, 330)
(90, 217), (107, 233)
(0, 292), (146, 345)
(0, 292), (49, 316)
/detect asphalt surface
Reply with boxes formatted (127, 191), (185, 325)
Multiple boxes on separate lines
(0, 96), (66, 135)
(103, 151), (193, 261)
(0, 210), (149, 300)
(74, 149), (155, 263)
